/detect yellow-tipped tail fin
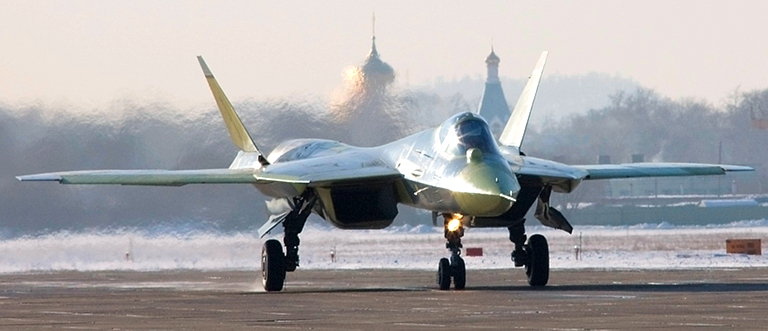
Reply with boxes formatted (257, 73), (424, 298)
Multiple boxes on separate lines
(197, 56), (267, 164)
(499, 51), (548, 149)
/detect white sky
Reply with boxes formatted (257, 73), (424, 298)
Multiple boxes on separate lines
(1, 0), (767, 111)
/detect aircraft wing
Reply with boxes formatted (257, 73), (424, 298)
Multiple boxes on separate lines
(16, 169), (292, 186)
(510, 155), (753, 192)
(574, 163), (754, 180)
(511, 156), (589, 193)
(17, 154), (403, 189)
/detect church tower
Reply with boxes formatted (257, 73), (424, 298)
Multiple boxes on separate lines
(477, 48), (511, 138)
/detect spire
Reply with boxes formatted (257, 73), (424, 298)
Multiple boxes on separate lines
(370, 12), (378, 57)
(360, 14), (394, 89)
(478, 46), (510, 138)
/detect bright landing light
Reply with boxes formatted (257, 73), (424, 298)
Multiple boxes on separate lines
(447, 214), (462, 232)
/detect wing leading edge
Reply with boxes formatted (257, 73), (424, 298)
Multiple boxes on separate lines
(508, 155), (753, 193)
(17, 155), (403, 189)
(575, 163), (754, 180)
(16, 169), (295, 186)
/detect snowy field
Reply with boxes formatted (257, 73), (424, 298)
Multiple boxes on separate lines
(1, 220), (768, 273)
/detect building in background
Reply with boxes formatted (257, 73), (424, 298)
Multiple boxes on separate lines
(477, 49), (511, 138)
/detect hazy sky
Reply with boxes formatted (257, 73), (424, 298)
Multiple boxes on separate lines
(1, 0), (767, 110)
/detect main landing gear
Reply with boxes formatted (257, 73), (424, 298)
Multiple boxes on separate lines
(261, 193), (316, 292)
(509, 220), (549, 286)
(437, 213), (466, 290)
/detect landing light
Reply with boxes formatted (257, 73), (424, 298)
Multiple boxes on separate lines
(447, 214), (462, 232)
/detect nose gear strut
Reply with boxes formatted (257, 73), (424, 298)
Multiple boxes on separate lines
(437, 213), (467, 290)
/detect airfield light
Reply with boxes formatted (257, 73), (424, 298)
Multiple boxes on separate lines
(447, 214), (462, 232)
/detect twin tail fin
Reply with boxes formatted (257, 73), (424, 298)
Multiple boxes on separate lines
(197, 56), (268, 166)
(498, 51), (548, 149)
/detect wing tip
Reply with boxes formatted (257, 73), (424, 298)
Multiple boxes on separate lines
(16, 173), (63, 182)
(722, 165), (755, 172)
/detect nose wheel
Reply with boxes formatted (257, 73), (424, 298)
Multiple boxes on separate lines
(437, 258), (451, 290)
(436, 255), (466, 290)
(451, 255), (466, 289)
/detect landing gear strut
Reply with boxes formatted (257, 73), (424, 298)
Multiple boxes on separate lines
(437, 213), (466, 290)
(261, 191), (316, 292)
(508, 220), (549, 286)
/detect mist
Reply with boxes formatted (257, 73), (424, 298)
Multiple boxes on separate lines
(3, 69), (767, 236)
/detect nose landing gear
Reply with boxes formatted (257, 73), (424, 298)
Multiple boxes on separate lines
(436, 213), (467, 290)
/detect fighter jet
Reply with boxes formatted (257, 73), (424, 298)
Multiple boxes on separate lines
(18, 53), (753, 291)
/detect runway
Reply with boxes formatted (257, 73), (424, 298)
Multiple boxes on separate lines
(2, 268), (768, 330)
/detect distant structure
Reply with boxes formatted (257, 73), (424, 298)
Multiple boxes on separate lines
(359, 33), (395, 90)
(330, 16), (402, 147)
(477, 48), (512, 138)
(360, 12), (395, 91)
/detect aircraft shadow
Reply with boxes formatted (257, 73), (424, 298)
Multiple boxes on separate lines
(246, 282), (768, 295)
(464, 282), (768, 293)
(243, 287), (431, 295)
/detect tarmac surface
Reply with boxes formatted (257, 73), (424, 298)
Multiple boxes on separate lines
(1, 268), (768, 330)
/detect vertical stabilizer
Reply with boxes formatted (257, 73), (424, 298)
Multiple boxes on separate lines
(498, 51), (548, 149)
(197, 56), (268, 165)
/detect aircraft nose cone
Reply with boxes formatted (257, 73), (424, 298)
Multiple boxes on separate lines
(454, 158), (520, 217)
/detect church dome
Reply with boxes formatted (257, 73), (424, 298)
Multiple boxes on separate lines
(485, 49), (500, 65)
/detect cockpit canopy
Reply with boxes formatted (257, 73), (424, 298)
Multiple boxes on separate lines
(438, 112), (501, 156)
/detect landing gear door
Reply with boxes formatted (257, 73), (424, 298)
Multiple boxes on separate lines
(534, 186), (574, 234)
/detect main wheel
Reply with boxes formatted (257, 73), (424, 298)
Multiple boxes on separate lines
(262, 239), (286, 292)
(452, 256), (466, 290)
(437, 258), (451, 290)
(525, 234), (549, 287)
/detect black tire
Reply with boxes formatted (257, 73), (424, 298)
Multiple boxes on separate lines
(437, 258), (451, 290)
(525, 234), (549, 287)
(452, 256), (466, 290)
(262, 239), (286, 292)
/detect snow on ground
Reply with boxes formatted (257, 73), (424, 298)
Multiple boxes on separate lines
(1, 221), (767, 273)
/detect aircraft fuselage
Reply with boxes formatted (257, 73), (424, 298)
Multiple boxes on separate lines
(246, 112), (524, 229)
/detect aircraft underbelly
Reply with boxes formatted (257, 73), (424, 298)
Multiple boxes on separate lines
(313, 183), (398, 229)
(252, 182), (305, 199)
(401, 180), (512, 217)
